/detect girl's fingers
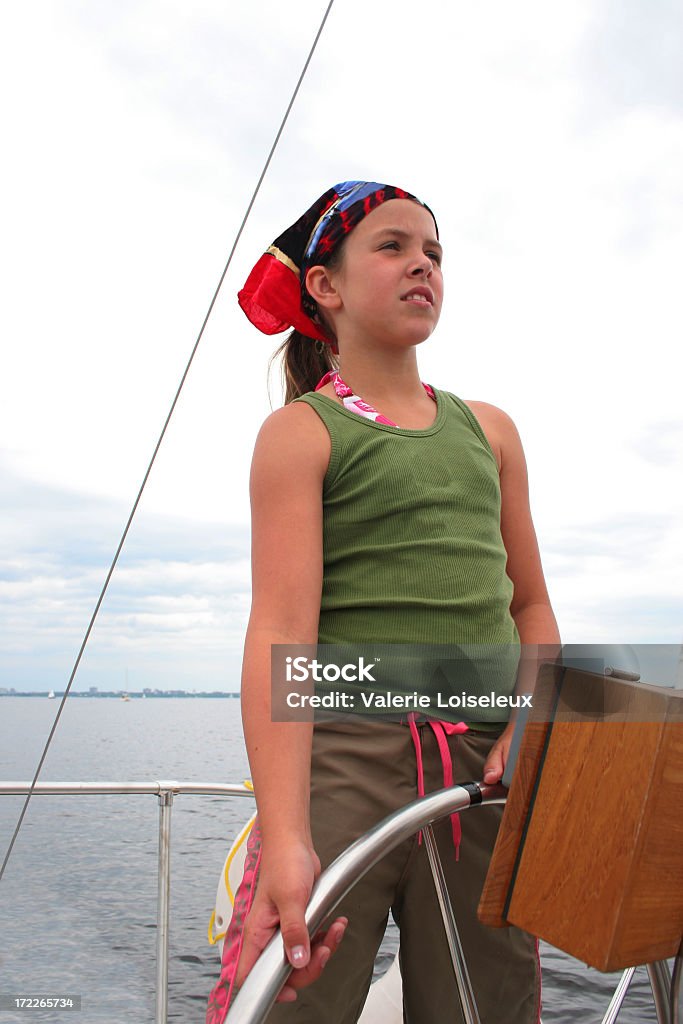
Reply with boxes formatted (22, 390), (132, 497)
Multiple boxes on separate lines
(311, 916), (348, 949)
(483, 740), (503, 782)
(275, 916), (348, 1001)
(326, 916), (348, 950)
(483, 732), (512, 783)
(236, 931), (267, 987)
(239, 907), (349, 999)
(483, 752), (503, 783)
(235, 904), (280, 985)
(280, 902), (313, 969)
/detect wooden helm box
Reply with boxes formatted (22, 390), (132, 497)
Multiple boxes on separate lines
(478, 664), (683, 971)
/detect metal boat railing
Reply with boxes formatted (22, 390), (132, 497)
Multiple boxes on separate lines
(0, 780), (254, 1024)
(0, 782), (679, 1024)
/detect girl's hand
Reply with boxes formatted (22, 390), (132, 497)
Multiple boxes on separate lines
(482, 721), (516, 785)
(236, 840), (348, 1003)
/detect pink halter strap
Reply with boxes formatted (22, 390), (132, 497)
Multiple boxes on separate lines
(316, 370), (435, 427)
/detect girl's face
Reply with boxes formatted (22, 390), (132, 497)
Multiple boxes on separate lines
(312, 199), (443, 350)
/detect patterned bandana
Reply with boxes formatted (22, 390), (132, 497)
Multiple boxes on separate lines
(237, 180), (438, 348)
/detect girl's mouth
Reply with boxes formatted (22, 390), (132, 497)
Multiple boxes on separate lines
(401, 287), (434, 305)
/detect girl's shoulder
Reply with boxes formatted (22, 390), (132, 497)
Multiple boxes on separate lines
(462, 399), (516, 432)
(252, 400), (331, 478)
(456, 399), (522, 474)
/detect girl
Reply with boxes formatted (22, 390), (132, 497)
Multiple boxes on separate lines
(206, 181), (560, 1024)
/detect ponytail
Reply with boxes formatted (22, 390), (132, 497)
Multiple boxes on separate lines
(268, 241), (344, 403)
(270, 330), (338, 404)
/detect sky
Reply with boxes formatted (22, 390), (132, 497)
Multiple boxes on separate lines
(1, 0), (682, 692)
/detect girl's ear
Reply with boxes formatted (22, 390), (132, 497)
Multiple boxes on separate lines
(305, 266), (342, 312)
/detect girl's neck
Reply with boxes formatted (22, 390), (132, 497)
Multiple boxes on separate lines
(334, 348), (425, 404)
(324, 350), (437, 430)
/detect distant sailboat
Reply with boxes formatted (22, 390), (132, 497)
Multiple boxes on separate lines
(48, 690), (55, 699)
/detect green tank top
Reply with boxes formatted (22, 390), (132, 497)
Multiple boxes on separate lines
(293, 387), (519, 723)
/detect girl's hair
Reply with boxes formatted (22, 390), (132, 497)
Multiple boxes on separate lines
(271, 244), (344, 403)
(271, 330), (339, 404)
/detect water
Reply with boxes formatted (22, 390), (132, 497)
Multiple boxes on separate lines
(0, 698), (669, 1023)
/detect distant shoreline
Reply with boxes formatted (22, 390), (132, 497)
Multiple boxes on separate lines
(0, 691), (240, 699)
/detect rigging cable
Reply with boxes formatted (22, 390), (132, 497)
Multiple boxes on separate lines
(0, 0), (337, 885)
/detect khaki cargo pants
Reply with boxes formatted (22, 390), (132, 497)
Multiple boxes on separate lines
(265, 717), (540, 1024)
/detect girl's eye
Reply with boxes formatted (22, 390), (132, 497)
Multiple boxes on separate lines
(379, 241), (442, 265)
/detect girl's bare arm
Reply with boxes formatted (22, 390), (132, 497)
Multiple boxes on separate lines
(466, 401), (561, 783)
(238, 402), (347, 997)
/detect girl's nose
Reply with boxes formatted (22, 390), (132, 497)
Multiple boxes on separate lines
(410, 252), (433, 276)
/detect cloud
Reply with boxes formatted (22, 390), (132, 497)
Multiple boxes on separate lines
(580, 0), (683, 117)
(0, 464), (250, 691)
(1, 1), (682, 684)
(3, 455), (681, 696)
(62, 0), (331, 181)
(627, 419), (683, 467)
(543, 511), (683, 643)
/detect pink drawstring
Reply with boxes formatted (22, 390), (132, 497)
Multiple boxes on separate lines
(407, 713), (469, 859)
(407, 714), (425, 796)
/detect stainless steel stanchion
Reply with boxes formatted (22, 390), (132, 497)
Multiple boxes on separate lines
(155, 786), (175, 1024)
(671, 939), (682, 1024)
(599, 967), (636, 1024)
(648, 960), (673, 1024)
(423, 824), (481, 1024)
